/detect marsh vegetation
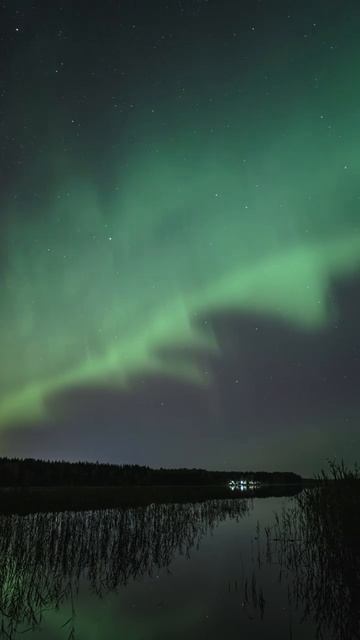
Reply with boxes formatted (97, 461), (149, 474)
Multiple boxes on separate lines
(252, 462), (360, 639)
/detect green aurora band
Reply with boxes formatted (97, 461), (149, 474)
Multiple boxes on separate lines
(1, 30), (360, 430)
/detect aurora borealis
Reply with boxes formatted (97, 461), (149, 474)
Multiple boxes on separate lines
(1, 0), (360, 473)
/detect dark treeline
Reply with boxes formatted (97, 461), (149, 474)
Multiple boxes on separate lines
(0, 457), (302, 487)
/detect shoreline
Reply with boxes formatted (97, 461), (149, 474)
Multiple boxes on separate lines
(0, 483), (305, 514)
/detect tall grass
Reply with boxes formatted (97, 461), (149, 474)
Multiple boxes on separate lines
(264, 461), (360, 640)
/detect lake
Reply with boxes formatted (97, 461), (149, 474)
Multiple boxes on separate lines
(0, 490), (357, 639)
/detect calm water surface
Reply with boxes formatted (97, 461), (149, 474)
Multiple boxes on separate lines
(0, 494), (353, 639)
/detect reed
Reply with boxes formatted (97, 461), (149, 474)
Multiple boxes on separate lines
(263, 461), (360, 640)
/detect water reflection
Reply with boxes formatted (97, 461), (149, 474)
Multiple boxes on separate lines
(1, 485), (358, 640)
(0, 499), (250, 637)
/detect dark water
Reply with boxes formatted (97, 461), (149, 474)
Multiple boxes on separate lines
(0, 493), (358, 639)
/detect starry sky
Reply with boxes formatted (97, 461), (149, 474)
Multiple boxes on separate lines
(1, 0), (360, 475)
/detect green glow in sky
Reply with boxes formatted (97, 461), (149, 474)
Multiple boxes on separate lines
(1, 19), (360, 430)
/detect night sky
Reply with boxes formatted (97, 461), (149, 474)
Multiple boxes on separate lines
(1, 0), (360, 475)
